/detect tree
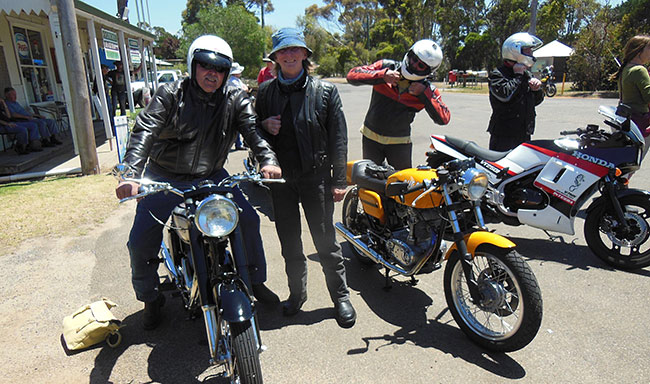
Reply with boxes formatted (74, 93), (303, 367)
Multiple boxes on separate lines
(566, 1), (617, 90)
(182, 0), (215, 25)
(455, 31), (499, 70)
(436, 0), (487, 69)
(614, 0), (650, 43)
(180, 4), (266, 78)
(485, 0), (530, 48)
(152, 26), (180, 60)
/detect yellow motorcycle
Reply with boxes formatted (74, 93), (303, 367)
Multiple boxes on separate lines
(335, 158), (542, 351)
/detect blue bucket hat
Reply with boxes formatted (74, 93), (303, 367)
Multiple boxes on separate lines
(269, 28), (312, 60)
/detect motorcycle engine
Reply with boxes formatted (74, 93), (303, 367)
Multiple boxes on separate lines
(386, 205), (437, 268)
(504, 187), (547, 210)
(502, 174), (548, 211)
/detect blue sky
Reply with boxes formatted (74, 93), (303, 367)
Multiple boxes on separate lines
(82, 0), (325, 36)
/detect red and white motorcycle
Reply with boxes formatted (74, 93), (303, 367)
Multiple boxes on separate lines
(426, 104), (650, 269)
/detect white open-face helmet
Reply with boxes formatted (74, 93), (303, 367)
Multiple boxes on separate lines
(501, 32), (542, 67)
(187, 35), (233, 81)
(401, 39), (443, 81)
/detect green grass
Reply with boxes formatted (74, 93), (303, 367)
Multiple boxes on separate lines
(0, 173), (119, 254)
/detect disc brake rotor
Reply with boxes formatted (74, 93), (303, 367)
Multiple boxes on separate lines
(605, 212), (649, 247)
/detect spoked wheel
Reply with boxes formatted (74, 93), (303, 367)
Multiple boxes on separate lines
(225, 320), (263, 384)
(443, 245), (543, 352)
(545, 83), (557, 97)
(584, 194), (650, 269)
(342, 187), (375, 265)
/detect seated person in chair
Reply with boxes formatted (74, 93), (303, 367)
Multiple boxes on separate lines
(4, 87), (62, 147)
(0, 98), (43, 154)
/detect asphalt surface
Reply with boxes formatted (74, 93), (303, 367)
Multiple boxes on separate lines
(2, 85), (649, 383)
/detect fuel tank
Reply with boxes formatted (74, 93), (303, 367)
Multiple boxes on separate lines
(387, 168), (443, 208)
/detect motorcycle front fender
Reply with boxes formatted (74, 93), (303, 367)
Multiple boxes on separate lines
(219, 285), (254, 323)
(445, 231), (516, 260)
(585, 188), (650, 215)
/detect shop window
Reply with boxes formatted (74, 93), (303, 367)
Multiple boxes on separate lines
(13, 26), (53, 103)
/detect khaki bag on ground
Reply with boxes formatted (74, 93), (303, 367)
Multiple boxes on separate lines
(62, 298), (122, 351)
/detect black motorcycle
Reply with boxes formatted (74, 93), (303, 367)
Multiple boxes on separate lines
(115, 165), (284, 384)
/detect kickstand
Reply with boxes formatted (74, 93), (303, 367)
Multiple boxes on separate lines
(542, 230), (563, 242)
(383, 267), (392, 291)
(409, 276), (418, 286)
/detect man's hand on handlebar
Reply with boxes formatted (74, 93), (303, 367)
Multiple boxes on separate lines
(260, 165), (282, 179)
(116, 181), (140, 200)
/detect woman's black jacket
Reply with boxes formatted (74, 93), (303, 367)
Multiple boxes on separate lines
(255, 75), (348, 187)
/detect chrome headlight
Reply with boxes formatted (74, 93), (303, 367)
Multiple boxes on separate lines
(460, 168), (488, 200)
(194, 195), (239, 237)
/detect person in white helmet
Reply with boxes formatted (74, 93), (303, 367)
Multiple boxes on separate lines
(347, 39), (450, 169)
(487, 32), (544, 151)
(114, 35), (283, 330)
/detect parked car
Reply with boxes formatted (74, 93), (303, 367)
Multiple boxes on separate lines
(131, 69), (183, 107)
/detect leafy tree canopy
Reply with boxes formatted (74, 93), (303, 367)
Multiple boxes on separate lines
(180, 4), (266, 78)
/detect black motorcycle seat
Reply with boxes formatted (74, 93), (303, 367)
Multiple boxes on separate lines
(351, 160), (395, 194)
(445, 136), (511, 162)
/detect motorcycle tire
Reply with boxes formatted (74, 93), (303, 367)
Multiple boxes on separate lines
(443, 244), (543, 352)
(545, 83), (557, 97)
(341, 187), (375, 265)
(231, 320), (263, 384)
(584, 194), (650, 269)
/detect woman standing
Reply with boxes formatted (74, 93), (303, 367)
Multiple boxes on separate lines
(255, 28), (356, 328)
(611, 35), (650, 143)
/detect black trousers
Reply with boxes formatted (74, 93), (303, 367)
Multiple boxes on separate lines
(270, 170), (350, 304)
(488, 133), (530, 151)
(362, 136), (413, 170)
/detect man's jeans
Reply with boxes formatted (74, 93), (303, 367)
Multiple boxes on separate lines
(112, 91), (127, 116)
(127, 167), (268, 303)
(0, 121), (40, 146)
(32, 118), (59, 138)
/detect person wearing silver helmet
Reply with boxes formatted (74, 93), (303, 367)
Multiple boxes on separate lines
(487, 32), (544, 151)
(115, 35), (283, 330)
(347, 39), (451, 169)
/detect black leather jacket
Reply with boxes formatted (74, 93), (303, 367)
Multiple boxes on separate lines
(487, 64), (544, 136)
(255, 74), (348, 187)
(123, 78), (278, 179)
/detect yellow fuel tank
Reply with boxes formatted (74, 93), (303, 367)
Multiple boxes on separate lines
(387, 168), (443, 209)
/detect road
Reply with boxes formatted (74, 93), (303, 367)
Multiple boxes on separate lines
(1, 85), (649, 383)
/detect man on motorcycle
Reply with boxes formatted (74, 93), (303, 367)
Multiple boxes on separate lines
(487, 32), (544, 151)
(114, 35), (283, 330)
(347, 40), (451, 169)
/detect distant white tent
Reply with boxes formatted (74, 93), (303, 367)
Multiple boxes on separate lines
(533, 40), (574, 58)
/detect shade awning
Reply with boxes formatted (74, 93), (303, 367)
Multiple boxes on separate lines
(533, 40), (574, 58)
(0, 0), (49, 15)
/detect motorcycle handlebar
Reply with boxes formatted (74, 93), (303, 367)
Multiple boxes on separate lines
(561, 124), (602, 136)
(118, 172), (285, 204)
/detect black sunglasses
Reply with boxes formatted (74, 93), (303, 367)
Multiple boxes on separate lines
(196, 60), (230, 73)
(193, 49), (232, 73)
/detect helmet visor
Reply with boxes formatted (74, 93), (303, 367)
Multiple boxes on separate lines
(193, 49), (232, 73)
(407, 50), (432, 76)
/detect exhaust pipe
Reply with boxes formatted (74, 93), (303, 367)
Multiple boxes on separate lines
(335, 222), (409, 275)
